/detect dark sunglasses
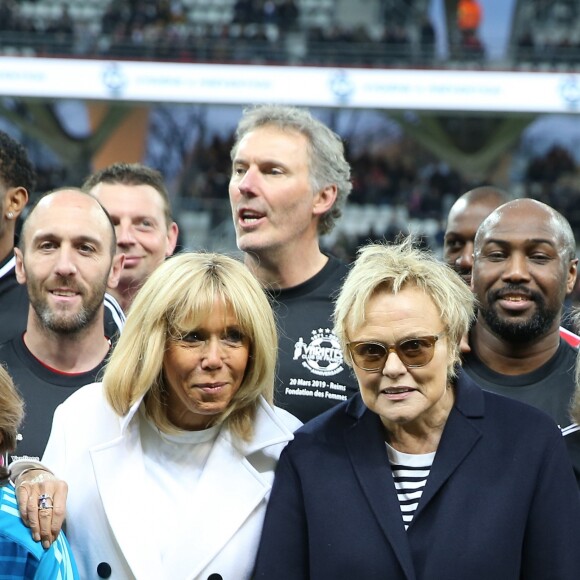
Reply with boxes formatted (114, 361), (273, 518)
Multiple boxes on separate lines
(347, 333), (445, 372)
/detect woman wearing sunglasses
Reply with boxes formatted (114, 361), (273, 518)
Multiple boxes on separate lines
(253, 239), (580, 579)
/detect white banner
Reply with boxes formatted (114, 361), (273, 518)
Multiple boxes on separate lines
(1, 57), (580, 113)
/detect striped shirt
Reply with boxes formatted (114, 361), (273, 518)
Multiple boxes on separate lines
(386, 443), (435, 530)
(562, 423), (580, 437)
(0, 484), (79, 579)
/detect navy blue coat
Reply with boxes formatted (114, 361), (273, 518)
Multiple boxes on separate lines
(254, 373), (580, 579)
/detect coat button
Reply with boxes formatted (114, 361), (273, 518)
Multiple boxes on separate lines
(207, 575), (223, 580)
(97, 562), (112, 578)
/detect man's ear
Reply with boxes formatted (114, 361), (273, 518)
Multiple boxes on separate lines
(107, 253), (125, 290)
(566, 258), (578, 295)
(14, 247), (26, 285)
(312, 184), (337, 218)
(5, 187), (28, 220)
(165, 222), (179, 257)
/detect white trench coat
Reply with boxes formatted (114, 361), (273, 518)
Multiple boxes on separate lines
(41, 382), (301, 580)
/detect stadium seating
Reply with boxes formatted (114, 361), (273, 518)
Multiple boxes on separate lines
(3, 0), (430, 66)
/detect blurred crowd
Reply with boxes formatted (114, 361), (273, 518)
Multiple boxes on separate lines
(6, 0), (580, 67)
(523, 145), (580, 240)
(27, 130), (580, 262)
(176, 131), (580, 257)
(514, 0), (580, 65)
(0, 0), (74, 37)
(0, 0), (436, 66)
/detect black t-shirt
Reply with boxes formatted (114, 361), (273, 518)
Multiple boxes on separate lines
(0, 254), (124, 344)
(0, 335), (108, 463)
(462, 339), (576, 430)
(267, 256), (358, 423)
(0, 255), (29, 345)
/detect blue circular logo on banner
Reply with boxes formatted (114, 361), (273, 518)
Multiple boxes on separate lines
(102, 63), (127, 97)
(560, 76), (580, 110)
(329, 70), (355, 104)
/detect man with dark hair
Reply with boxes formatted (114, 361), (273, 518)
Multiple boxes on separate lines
(443, 186), (511, 286)
(82, 162), (178, 313)
(0, 188), (123, 461)
(0, 130), (36, 344)
(463, 198), (580, 478)
(229, 105), (358, 422)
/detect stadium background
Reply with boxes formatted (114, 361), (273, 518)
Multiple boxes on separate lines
(2, 0), (580, 305)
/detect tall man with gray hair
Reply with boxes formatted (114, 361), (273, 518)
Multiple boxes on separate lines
(229, 105), (358, 422)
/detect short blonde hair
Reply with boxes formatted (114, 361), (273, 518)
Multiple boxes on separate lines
(104, 252), (277, 441)
(334, 239), (475, 377)
(0, 365), (25, 485)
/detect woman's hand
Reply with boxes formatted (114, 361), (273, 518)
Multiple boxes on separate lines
(15, 469), (68, 549)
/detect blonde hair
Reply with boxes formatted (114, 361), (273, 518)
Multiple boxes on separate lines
(334, 238), (475, 378)
(0, 365), (25, 484)
(104, 252), (277, 441)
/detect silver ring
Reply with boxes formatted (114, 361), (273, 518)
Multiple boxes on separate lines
(38, 494), (53, 510)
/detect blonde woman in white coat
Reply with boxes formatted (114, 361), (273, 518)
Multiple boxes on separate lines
(15, 252), (301, 579)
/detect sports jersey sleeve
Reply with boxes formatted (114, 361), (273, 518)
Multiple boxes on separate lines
(35, 533), (79, 579)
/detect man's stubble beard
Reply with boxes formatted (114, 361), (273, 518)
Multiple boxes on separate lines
(29, 276), (107, 336)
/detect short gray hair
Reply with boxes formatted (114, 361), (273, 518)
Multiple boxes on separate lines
(231, 105), (352, 235)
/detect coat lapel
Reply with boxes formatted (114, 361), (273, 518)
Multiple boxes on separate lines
(344, 397), (417, 580)
(412, 371), (484, 522)
(90, 417), (165, 579)
(343, 378), (485, 578)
